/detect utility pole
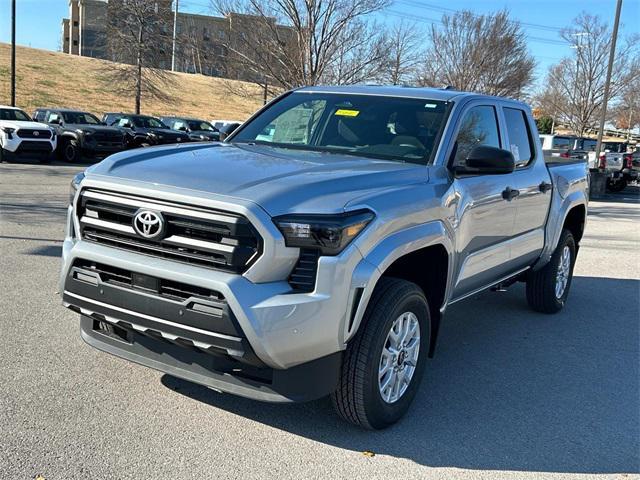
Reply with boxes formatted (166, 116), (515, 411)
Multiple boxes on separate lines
(171, 0), (179, 72)
(263, 78), (268, 105)
(11, 0), (16, 106)
(595, 0), (623, 159)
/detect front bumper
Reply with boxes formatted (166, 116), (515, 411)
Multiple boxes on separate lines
(78, 314), (341, 402)
(2, 136), (56, 154)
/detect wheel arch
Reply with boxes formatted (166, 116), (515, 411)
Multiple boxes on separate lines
(346, 221), (454, 357)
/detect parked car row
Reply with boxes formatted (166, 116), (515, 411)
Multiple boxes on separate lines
(0, 104), (242, 164)
(540, 133), (638, 192)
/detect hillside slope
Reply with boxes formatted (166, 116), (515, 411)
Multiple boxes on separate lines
(0, 43), (263, 120)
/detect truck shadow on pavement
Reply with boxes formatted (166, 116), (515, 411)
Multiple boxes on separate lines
(162, 276), (639, 475)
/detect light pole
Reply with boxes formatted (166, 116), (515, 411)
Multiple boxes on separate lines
(171, 0), (179, 71)
(11, 0), (16, 106)
(595, 0), (623, 158)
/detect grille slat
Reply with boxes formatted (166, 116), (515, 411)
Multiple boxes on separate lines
(77, 190), (261, 273)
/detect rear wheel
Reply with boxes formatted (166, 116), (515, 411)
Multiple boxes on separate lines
(0, 147), (5, 163)
(606, 178), (627, 192)
(331, 277), (430, 429)
(526, 229), (576, 313)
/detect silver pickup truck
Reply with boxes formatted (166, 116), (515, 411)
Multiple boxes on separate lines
(61, 86), (589, 429)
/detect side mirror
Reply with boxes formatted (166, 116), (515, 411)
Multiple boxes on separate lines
(124, 122), (134, 129)
(178, 126), (188, 132)
(456, 145), (515, 175)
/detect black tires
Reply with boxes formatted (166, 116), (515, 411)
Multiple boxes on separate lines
(526, 229), (576, 314)
(62, 139), (81, 163)
(0, 147), (5, 163)
(331, 277), (430, 429)
(606, 178), (627, 192)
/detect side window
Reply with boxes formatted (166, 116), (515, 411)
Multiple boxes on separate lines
(117, 117), (130, 127)
(452, 105), (500, 167)
(34, 110), (45, 122)
(503, 107), (534, 168)
(46, 111), (60, 123)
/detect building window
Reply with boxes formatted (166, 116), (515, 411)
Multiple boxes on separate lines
(73, 40), (78, 46)
(73, 21), (78, 27)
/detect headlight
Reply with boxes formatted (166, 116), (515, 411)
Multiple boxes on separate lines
(69, 172), (85, 205)
(1, 127), (15, 139)
(274, 210), (374, 255)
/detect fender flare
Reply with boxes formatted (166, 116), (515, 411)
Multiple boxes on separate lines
(345, 220), (454, 350)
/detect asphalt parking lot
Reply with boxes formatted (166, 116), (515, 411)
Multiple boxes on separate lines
(1, 159), (638, 480)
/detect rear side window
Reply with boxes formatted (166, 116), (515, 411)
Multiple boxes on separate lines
(452, 105), (501, 168)
(552, 136), (572, 150)
(504, 107), (534, 168)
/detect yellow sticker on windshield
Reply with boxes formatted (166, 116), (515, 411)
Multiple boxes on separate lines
(335, 109), (360, 117)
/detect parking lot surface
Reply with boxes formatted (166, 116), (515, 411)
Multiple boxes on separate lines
(1, 160), (638, 480)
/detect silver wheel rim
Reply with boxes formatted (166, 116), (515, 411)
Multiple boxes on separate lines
(555, 245), (571, 299)
(378, 311), (421, 404)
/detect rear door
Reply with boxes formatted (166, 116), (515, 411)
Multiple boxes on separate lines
(500, 105), (552, 269)
(449, 103), (519, 299)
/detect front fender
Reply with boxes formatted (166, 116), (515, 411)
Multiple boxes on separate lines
(345, 220), (454, 343)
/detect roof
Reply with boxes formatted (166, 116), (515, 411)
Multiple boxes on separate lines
(296, 85), (529, 108)
(0, 105), (22, 110)
(36, 107), (93, 113)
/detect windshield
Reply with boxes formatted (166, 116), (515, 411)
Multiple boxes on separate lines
(187, 120), (216, 131)
(231, 92), (449, 164)
(62, 111), (101, 125)
(132, 116), (167, 129)
(0, 108), (32, 121)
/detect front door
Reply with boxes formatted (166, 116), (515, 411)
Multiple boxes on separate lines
(449, 104), (518, 300)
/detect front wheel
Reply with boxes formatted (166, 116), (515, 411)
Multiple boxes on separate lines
(526, 229), (576, 314)
(63, 140), (81, 163)
(331, 277), (430, 429)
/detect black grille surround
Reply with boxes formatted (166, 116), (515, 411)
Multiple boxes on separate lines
(17, 128), (52, 139)
(76, 189), (262, 273)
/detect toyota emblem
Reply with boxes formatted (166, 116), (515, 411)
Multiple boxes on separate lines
(33, 131), (40, 137)
(133, 210), (164, 239)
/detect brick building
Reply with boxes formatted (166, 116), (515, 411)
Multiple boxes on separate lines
(61, 0), (293, 83)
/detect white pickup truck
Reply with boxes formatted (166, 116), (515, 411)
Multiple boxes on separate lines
(0, 105), (57, 162)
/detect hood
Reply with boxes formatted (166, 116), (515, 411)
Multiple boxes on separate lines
(66, 124), (124, 135)
(88, 143), (429, 215)
(189, 130), (219, 141)
(2, 120), (51, 130)
(146, 127), (189, 137)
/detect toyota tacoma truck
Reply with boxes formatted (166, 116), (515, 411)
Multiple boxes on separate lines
(33, 108), (129, 163)
(0, 105), (57, 162)
(60, 86), (589, 429)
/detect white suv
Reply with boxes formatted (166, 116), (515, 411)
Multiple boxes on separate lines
(0, 105), (57, 163)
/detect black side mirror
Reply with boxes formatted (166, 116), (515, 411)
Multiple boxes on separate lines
(456, 145), (515, 175)
(178, 126), (188, 132)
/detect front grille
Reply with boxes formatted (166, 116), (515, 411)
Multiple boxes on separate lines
(288, 249), (320, 292)
(77, 189), (262, 273)
(91, 131), (124, 145)
(17, 129), (52, 139)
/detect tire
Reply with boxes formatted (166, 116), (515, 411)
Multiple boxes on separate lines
(63, 140), (81, 163)
(331, 277), (430, 429)
(526, 229), (576, 314)
(0, 147), (5, 163)
(606, 178), (627, 192)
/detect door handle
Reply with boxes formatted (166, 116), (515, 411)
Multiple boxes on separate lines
(539, 181), (553, 193)
(502, 187), (520, 201)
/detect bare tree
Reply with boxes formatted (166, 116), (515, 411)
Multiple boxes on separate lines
(609, 77), (640, 134)
(104, 0), (175, 114)
(417, 10), (535, 98)
(383, 21), (422, 85)
(536, 13), (640, 137)
(212, 0), (390, 90)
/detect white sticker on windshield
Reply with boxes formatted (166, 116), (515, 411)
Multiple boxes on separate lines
(424, 103), (438, 109)
(511, 144), (520, 163)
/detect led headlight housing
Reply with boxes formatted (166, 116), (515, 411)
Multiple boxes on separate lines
(274, 209), (374, 255)
(69, 171), (85, 205)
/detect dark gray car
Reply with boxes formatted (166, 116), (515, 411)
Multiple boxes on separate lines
(160, 116), (220, 142)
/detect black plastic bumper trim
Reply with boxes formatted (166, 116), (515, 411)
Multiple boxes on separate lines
(79, 315), (342, 403)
